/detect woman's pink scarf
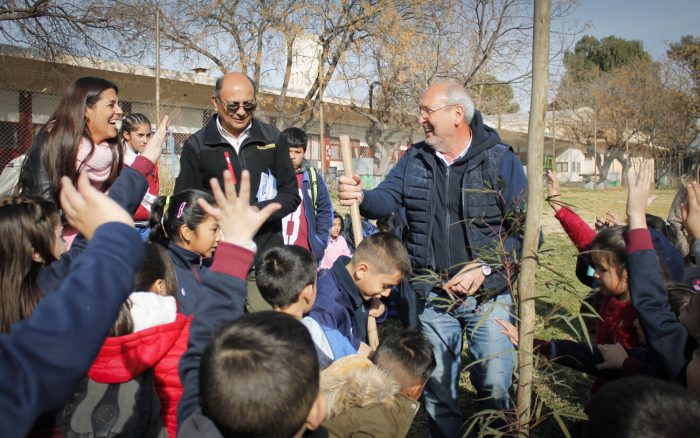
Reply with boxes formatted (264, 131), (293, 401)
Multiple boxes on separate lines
(64, 137), (115, 249)
(76, 137), (114, 187)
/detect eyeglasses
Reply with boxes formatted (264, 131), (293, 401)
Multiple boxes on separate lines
(215, 97), (257, 114)
(418, 104), (458, 118)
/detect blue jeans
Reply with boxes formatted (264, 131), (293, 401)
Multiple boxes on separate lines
(419, 291), (515, 438)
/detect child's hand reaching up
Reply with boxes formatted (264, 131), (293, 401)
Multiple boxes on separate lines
(596, 343), (629, 370)
(140, 116), (170, 165)
(60, 173), (134, 239)
(546, 169), (562, 212)
(626, 160), (654, 230)
(682, 183), (700, 240)
(199, 170), (281, 248)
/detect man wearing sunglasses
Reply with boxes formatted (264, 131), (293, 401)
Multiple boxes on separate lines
(175, 72), (300, 310)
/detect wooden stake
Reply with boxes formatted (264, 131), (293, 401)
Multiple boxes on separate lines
(339, 135), (379, 349)
(517, 1), (551, 435)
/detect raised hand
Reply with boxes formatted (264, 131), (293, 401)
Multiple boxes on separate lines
(682, 183), (700, 240)
(140, 116), (170, 165)
(198, 170), (281, 247)
(338, 174), (363, 206)
(605, 209), (625, 226)
(626, 160), (654, 230)
(60, 173), (134, 239)
(546, 169), (562, 212)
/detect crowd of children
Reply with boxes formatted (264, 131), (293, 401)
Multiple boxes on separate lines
(3, 74), (700, 438)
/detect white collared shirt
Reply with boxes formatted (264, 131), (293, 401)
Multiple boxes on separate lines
(434, 137), (472, 167)
(216, 116), (252, 154)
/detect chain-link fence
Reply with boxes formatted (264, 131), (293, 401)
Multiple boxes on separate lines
(0, 87), (416, 195)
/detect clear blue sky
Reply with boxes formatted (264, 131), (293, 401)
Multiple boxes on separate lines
(570, 0), (700, 58)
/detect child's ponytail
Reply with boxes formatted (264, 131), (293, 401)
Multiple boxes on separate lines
(149, 195), (170, 246)
(149, 189), (214, 247)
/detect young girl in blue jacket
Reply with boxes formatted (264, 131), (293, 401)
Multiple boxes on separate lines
(148, 189), (223, 315)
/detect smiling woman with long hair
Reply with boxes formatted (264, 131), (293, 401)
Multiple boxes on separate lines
(19, 76), (125, 205)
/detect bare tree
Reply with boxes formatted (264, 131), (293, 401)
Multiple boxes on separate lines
(557, 59), (697, 184)
(0, 0), (133, 61)
(339, 0), (576, 176)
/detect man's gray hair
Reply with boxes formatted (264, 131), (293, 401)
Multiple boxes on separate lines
(442, 81), (475, 124)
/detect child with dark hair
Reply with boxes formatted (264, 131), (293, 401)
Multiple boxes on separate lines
(372, 328), (437, 400)
(626, 170), (700, 387)
(321, 328), (436, 437)
(279, 127), (333, 263)
(256, 245), (358, 368)
(585, 376), (700, 438)
(498, 282), (698, 388)
(494, 168), (694, 397)
(196, 312), (327, 437)
(310, 232), (411, 350)
(320, 211), (352, 270)
(119, 113), (159, 240)
(81, 243), (186, 437)
(0, 173), (147, 436)
(148, 189), (221, 315)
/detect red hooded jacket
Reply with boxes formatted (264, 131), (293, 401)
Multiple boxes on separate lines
(88, 313), (190, 437)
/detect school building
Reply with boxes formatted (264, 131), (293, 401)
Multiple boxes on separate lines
(0, 43), (633, 186)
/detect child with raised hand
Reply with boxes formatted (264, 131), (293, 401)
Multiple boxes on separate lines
(627, 161), (700, 384)
(0, 117), (170, 332)
(255, 245), (358, 369)
(80, 243), (186, 437)
(176, 169), (287, 429)
(119, 113), (160, 240)
(0, 173), (145, 436)
(310, 232), (411, 351)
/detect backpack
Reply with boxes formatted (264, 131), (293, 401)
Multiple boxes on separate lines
(59, 370), (168, 438)
(308, 166), (319, 213)
(0, 154), (26, 197)
(341, 213), (379, 252)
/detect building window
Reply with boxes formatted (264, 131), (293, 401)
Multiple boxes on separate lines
(329, 137), (341, 161)
(556, 162), (568, 172)
(572, 162), (581, 173)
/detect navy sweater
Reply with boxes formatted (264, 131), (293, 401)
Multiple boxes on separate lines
(310, 257), (369, 349)
(626, 228), (697, 382)
(0, 223), (145, 437)
(177, 242), (253, 428)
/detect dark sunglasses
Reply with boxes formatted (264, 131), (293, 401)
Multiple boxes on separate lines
(216, 97), (257, 113)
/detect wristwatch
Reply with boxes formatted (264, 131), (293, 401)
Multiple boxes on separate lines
(481, 264), (492, 276)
